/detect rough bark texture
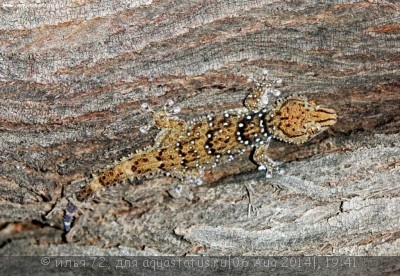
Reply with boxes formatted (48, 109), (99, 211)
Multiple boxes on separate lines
(0, 0), (399, 257)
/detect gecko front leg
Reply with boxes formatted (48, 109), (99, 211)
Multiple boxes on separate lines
(245, 69), (282, 112)
(252, 137), (285, 178)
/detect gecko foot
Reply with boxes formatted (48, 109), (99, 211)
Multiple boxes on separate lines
(257, 160), (285, 178)
(62, 197), (92, 232)
(63, 200), (78, 232)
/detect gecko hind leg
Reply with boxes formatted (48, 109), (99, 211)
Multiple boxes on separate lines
(245, 69), (283, 112)
(252, 137), (285, 178)
(45, 196), (69, 223)
(166, 167), (205, 186)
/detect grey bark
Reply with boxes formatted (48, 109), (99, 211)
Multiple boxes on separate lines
(0, 0), (399, 258)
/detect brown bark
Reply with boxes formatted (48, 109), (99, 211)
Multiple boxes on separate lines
(0, 0), (399, 257)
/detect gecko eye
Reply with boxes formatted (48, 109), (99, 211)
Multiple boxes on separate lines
(307, 124), (321, 135)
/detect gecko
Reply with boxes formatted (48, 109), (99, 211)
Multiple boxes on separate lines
(62, 70), (337, 232)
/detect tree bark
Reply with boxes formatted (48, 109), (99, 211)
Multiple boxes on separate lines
(0, 0), (399, 257)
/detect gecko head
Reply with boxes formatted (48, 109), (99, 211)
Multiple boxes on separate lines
(266, 96), (337, 144)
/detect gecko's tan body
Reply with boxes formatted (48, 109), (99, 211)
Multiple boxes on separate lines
(64, 71), (337, 231)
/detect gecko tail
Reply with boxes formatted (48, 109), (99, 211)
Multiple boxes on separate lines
(63, 200), (78, 232)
